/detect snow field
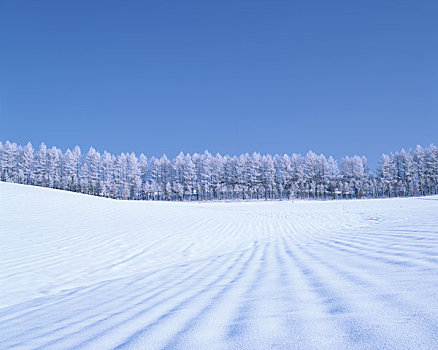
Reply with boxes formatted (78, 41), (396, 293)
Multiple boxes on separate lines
(1, 182), (438, 349)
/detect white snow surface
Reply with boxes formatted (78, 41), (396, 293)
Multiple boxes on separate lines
(1, 182), (438, 350)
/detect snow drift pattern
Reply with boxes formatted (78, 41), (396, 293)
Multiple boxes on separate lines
(1, 182), (438, 349)
(1, 140), (438, 200)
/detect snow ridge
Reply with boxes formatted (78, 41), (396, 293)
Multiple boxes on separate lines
(1, 182), (438, 349)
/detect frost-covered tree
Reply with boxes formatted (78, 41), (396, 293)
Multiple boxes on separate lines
(125, 153), (141, 199)
(261, 154), (275, 199)
(305, 151), (319, 199)
(47, 146), (63, 189)
(138, 153), (148, 200)
(326, 156), (340, 199)
(2, 139), (438, 202)
(34, 143), (48, 187)
(183, 154), (196, 200)
(0, 141), (19, 182)
(101, 151), (115, 198)
(81, 147), (101, 196)
(18, 142), (34, 185)
(378, 154), (394, 197)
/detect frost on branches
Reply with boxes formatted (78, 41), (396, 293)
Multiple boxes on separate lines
(1, 140), (437, 201)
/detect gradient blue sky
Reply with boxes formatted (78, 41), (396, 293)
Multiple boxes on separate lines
(1, 0), (437, 167)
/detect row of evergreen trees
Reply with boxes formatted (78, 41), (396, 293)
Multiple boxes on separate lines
(1, 140), (438, 201)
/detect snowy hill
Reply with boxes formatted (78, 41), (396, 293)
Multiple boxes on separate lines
(1, 182), (438, 349)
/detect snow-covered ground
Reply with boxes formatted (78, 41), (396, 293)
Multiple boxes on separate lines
(1, 182), (438, 349)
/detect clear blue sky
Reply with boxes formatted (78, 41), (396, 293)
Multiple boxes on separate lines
(1, 0), (437, 167)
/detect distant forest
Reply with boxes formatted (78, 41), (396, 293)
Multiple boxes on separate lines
(1, 140), (437, 201)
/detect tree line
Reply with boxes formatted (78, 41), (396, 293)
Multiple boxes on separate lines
(1, 140), (438, 201)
